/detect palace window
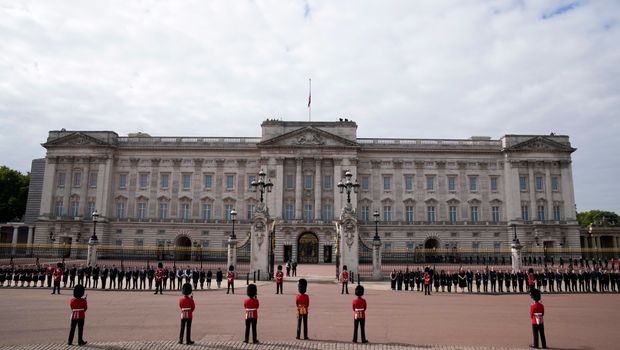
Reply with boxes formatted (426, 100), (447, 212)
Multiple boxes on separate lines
(247, 176), (256, 191)
(449, 206), (457, 223)
(323, 204), (333, 221)
(490, 176), (498, 192)
(118, 174), (127, 189)
(469, 176), (478, 192)
(87, 201), (96, 218)
(361, 176), (369, 191)
(553, 205), (562, 221)
(73, 172), (82, 187)
(224, 204), (234, 220)
(383, 176), (392, 191)
(323, 175), (332, 190)
(448, 176), (457, 192)
(247, 204), (255, 220)
(203, 174), (213, 189)
(537, 205), (546, 221)
(181, 203), (190, 220)
(521, 205), (529, 221)
(404, 175), (413, 191)
(137, 202), (147, 220)
(383, 206), (392, 222)
(225, 175), (235, 190)
(89, 172), (98, 188)
(57, 172), (66, 187)
(70, 200), (80, 217)
(491, 206), (501, 223)
(304, 175), (313, 190)
(303, 204), (313, 222)
(427, 206), (436, 222)
(426, 176), (435, 191)
(360, 206), (369, 223)
(161, 174), (170, 189)
(182, 174), (191, 190)
(159, 203), (168, 219)
(405, 206), (414, 223)
(535, 176), (544, 191)
(470, 206), (479, 223)
(202, 203), (212, 220)
(551, 176), (560, 191)
(54, 200), (64, 216)
(284, 204), (294, 221)
(519, 176), (527, 191)
(285, 175), (294, 189)
(139, 173), (149, 189)
(116, 202), (125, 219)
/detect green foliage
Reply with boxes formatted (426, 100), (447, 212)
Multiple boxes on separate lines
(0, 166), (29, 222)
(576, 210), (619, 227)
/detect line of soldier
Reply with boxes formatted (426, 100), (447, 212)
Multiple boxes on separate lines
(389, 265), (620, 294)
(0, 264), (238, 292)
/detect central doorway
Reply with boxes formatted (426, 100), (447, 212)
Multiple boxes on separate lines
(175, 236), (192, 261)
(424, 237), (440, 263)
(297, 232), (319, 264)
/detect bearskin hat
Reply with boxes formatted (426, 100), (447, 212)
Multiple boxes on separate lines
(530, 287), (541, 302)
(229, 265), (235, 272)
(355, 285), (364, 297)
(247, 283), (257, 298)
(298, 278), (307, 294)
(73, 284), (85, 298)
(182, 283), (193, 296)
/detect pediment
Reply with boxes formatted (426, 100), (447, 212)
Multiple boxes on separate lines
(258, 126), (359, 148)
(43, 132), (111, 148)
(503, 136), (575, 153)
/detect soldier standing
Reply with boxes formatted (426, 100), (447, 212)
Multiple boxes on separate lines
(243, 284), (260, 344)
(227, 265), (236, 294)
(352, 285), (368, 343)
(154, 262), (164, 295)
(475, 270), (482, 292)
(52, 263), (63, 295)
(84, 266), (92, 289)
(109, 265), (117, 289)
(295, 279), (309, 340)
(341, 265), (349, 294)
(275, 265), (284, 294)
(292, 261), (298, 277)
(69, 265), (77, 288)
(529, 288), (547, 349)
(68, 285), (88, 346)
(490, 268), (497, 293)
(423, 269), (431, 295)
(482, 269), (489, 293)
(147, 266), (154, 290)
(497, 270), (504, 293)
(92, 265), (100, 289)
(178, 283), (195, 345)
(176, 267), (184, 290)
(46, 264), (53, 288)
(216, 268), (223, 288)
(199, 268), (205, 290)
(169, 268), (177, 290)
(389, 269), (396, 290)
(192, 269), (199, 290)
(206, 269), (213, 289)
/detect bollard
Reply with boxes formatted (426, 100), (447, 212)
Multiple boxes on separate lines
(253, 271), (256, 283)
(258, 270), (261, 281)
(247, 273), (250, 285)
(358, 273), (360, 285)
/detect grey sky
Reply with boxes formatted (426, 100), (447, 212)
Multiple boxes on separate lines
(0, 0), (618, 213)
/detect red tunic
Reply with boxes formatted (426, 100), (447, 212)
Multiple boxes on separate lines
(275, 271), (283, 283)
(423, 273), (430, 285)
(155, 268), (164, 282)
(341, 271), (349, 283)
(179, 296), (195, 319)
(243, 298), (259, 319)
(530, 302), (544, 325)
(352, 297), (367, 319)
(527, 273), (536, 286)
(296, 293), (309, 315)
(227, 271), (235, 283)
(53, 268), (63, 282)
(70, 298), (88, 320)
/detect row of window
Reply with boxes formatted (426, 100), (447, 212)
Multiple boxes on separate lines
(519, 175), (561, 192)
(54, 200), (96, 218)
(376, 175), (498, 193)
(520, 205), (563, 222)
(382, 241), (505, 250)
(358, 205), (506, 223)
(117, 173), (240, 191)
(57, 172), (98, 188)
(111, 238), (212, 248)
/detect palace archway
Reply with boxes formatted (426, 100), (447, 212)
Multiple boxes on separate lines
(297, 232), (319, 264)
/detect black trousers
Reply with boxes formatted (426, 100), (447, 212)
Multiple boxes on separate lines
(341, 282), (348, 294)
(227, 281), (234, 294)
(297, 314), (308, 339)
(532, 324), (547, 348)
(155, 281), (163, 294)
(52, 281), (61, 294)
(276, 282), (283, 294)
(68, 319), (85, 344)
(244, 318), (258, 343)
(180, 318), (192, 343)
(353, 319), (366, 342)
(424, 284), (431, 295)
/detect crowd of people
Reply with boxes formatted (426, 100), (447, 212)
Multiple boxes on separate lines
(389, 263), (620, 294)
(0, 263), (239, 292)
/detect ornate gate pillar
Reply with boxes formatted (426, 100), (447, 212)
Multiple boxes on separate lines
(250, 203), (270, 280)
(337, 205), (359, 278)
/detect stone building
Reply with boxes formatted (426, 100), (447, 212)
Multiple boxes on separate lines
(24, 119), (581, 264)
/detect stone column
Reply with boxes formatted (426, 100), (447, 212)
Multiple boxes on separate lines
(314, 158), (322, 221)
(11, 226), (19, 255)
(87, 236), (99, 267)
(250, 208), (270, 280)
(372, 238), (382, 280)
(511, 239), (523, 272)
(227, 237), (238, 271)
(338, 209), (359, 277)
(295, 158), (303, 220)
(27, 226), (34, 254)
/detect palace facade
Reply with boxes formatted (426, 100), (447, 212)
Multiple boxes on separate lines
(26, 120), (580, 263)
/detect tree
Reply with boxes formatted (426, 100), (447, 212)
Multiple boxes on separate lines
(576, 210), (619, 228)
(0, 166), (29, 223)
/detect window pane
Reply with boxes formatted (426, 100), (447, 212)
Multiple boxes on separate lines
(323, 175), (332, 189)
(383, 176), (391, 191)
(426, 176), (435, 191)
(448, 176), (456, 192)
(204, 175), (213, 189)
(361, 176), (369, 191)
(226, 175), (234, 190)
(304, 175), (313, 190)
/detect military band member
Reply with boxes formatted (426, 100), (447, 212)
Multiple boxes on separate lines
(352, 285), (368, 343)
(452, 271), (458, 293)
(529, 288), (547, 349)
(227, 265), (236, 294)
(296, 279), (309, 340)
(555, 269), (562, 292)
(206, 269), (213, 289)
(216, 268), (223, 288)
(396, 270), (403, 291)
(440, 270), (447, 292)
(546, 270), (554, 293)
(341, 265), (349, 294)
(275, 265), (284, 294)
(466, 269), (474, 293)
(39, 268), (46, 287)
(199, 268), (206, 290)
(52, 263), (63, 294)
(179, 283), (195, 345)
(403, 269), (410, 291)
(433, 270), (440, 292)
(68, 284), (88, 346)
(155, 262), (164, 295)
(185, 266), (192, 284)
(163, 267), (169, 290)
(578, 269), (585, 292)
(0, 268), (5, 287)
(77, 265), (85, 286)
(117, 267), (124, 290)
(512, 271), (518, 292)
(243, 284), (260, 344)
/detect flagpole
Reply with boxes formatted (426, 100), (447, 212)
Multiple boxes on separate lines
(308, 78), (312, 121)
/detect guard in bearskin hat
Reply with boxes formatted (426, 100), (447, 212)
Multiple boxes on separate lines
(227, 265), (236, 294)
(52, 262), (63, 294)
(295, 278), (309, 339)
(243, 284), (259, 344)
(68, 284), (88, 345)
(529, 288), (547, 349)
(341, 265), (349, 294)
(179, 283), (195, 345)
(275, 265), (284, 294)
(154, 262), (164, 295)
(352, 285), (368, 343)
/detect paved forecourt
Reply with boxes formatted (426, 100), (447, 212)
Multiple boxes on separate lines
(0, 265), (619, 349)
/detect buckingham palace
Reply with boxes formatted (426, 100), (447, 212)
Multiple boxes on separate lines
(23, 119), (580, 264)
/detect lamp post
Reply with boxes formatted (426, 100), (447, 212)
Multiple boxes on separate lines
(373, 210), (380, 241)
(91, 210), (99, 242)
(230, 209), (237, 240)
(337, 169), (360, 205)
(250, 170), (273, 203)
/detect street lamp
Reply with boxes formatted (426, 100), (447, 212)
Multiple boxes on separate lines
(250, 170), (273, 203)
(230, 209), (237, 240)
(337, 169), (360, 204)
(510, 223), (520, 244)
(91, 210), (99, 241)
(373, 210), (381, 241)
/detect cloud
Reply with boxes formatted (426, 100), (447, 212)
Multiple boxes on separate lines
(0, 0), (619, 213)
